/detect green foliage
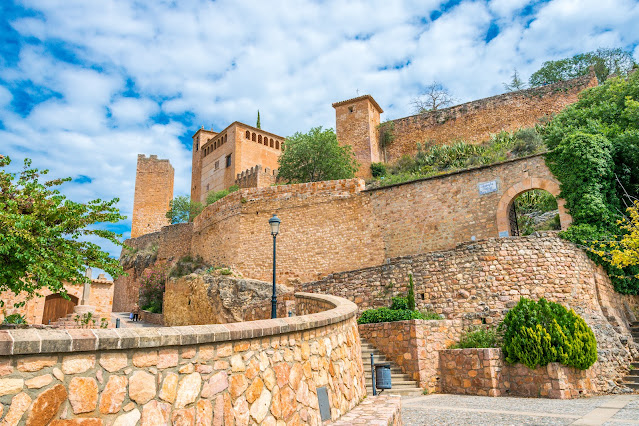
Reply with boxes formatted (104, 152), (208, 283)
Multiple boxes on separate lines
(166, 195), (203, 223)
(530, 47), (636, 86)
(420, 310), (442, 320)
(390, 296), (408, 310)
(278, 126), (359, 183)
(451, 327), (499, 349)
(74, 312), (97, 329)
(140, 264), (167, 314)
(256, 110), (261, 129)
(543, 72), (639, 293)
(375, 128), (545, 187)
(407, 273), (416, 311)
(499, 298), (597, 370)
(357, 307), (435, 324)
(514, 190), (558, 215)
(370, 162), (387, 178)
(2, 313), (26, 324)
(0, 157), (125, 303)
(206, 185), (239, 206)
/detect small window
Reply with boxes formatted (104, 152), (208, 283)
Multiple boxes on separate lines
(275, 140), (279, 150)
(252, 133), (256, 141)
(348, 106), (354, 113)
(258, 135), (262, 144)
(224, 135), (227, 143)
(195, 142), (199, 151)
(269, 139), (274, 148)
(226, 155), (231, 168)
(206, 184), (209, 191)
(246, 130), (250, 139)
(215, 161), (219, 170)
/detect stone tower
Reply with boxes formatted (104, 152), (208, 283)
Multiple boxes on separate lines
(130, 154), (174, 238)
(333, 95), (383, 179)
(191, 127), (218, 203)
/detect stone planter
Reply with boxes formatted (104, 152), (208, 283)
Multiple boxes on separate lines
(439, 348), (596, 399)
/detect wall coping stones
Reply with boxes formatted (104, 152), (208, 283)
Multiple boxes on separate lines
(0, 292), (357, 356)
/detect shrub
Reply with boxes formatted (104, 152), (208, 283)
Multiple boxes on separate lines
(390, 296), (408, 310)
(206, 185), (239, 205)
(370, 162), (387, 178)
(140, 264), (168, 314)
(357, 307), (433, 324)
(2, 313), (26, 324)
(451, 327), (499, 349)
(499, 298), (597, 370)
(407, 274), (416, 311)
(420, 310), (442, 320)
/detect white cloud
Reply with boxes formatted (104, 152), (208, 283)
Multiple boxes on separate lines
(1, 0), (638, 262)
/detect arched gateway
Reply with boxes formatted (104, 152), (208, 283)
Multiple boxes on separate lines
(496, 178), (572, 237)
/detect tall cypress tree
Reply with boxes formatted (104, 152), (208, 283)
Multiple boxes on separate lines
(256, 110), (261, 129)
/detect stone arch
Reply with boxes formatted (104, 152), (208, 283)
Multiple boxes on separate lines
(246, 130), (250, 139)
(496, 178), (572, 237)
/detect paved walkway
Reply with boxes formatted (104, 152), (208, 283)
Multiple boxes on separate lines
(401, 394), (639, 425)
(110, 312), (157, 328)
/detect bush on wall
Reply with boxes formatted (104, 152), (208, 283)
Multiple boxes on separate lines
(499, 298), (597, 370)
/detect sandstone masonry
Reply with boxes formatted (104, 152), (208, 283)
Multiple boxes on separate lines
(130, 155), (174, 239)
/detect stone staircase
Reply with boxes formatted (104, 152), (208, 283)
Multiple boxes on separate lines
(622, 321), (639, 390)
(360, 338), (423, 396)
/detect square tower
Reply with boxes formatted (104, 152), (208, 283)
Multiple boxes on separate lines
(333, 95), (383, 179)
(131, 154), (174, 238)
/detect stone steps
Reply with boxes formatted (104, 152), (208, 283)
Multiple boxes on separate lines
(360, 338), (423, 397)
(622, 323), (639, 390)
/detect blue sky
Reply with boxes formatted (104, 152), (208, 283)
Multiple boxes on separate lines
(1, 0), (638, 265)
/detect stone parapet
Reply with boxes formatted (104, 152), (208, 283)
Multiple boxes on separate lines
(440, 348), (597, 399)
(0, 293), (365, 424)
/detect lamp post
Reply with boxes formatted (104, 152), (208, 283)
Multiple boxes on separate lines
(269, 214), (281, 319)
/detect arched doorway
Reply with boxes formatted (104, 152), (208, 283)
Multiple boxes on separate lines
(42, 294), (79, 325)
(496, 178), (572, 237)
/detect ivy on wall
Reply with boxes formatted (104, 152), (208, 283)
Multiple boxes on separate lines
(544, 71), (639, 293)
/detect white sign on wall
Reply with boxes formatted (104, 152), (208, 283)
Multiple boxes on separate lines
(478, 180), (498, 195)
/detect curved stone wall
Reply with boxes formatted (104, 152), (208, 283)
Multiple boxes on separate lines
(0, 293), (365, 425)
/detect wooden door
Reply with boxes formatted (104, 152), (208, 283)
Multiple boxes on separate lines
(41, 294), (78, 325)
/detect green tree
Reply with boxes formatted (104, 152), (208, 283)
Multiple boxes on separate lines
(0, 157), (125, 303)
(277, 126), (359, 183)
(256, 110), (261, 129)
(503, 68), (527, 92)
(165, 195), (203, 223)
(407, 273), (416, 311)
(530, 47), (636, 86)
(543, 71), (639, 293)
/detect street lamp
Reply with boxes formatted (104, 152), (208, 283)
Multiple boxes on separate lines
(269, 214), (281, 319)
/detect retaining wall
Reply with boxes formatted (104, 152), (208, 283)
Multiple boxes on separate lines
(0, 293), (364, 425)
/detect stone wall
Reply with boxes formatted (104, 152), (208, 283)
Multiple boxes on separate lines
(0, 293), (365, 425)
(130, 154), (174, 239)
(358, 319), (470, 392)
(385, 74), (597, 162)
(440, 348), (597, 399)
(303, 234), (639, 391)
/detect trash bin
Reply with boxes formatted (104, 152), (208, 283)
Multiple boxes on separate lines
(375, 363), (392, 390)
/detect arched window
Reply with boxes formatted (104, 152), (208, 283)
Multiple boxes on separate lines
(270, 139), (274, 148)
(252, 133), (256, 141)
(246, 130), (250, 139)
(258, 135), (262, 144)
(275, 140), (279, 150)
(224, 135), (227, 143)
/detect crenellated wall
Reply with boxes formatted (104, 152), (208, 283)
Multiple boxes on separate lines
(0, 293), (365, 425)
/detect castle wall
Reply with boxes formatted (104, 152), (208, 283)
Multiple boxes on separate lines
(191, 179), (385, 283)
(235, 165), (278, 189)
(367, 154), (561, 259)
(130, 155), (174, 238)
(385, 74), (597, 162)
